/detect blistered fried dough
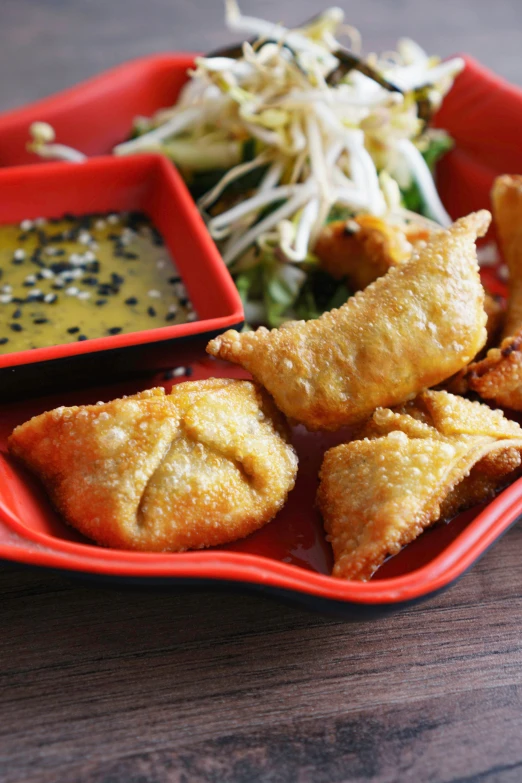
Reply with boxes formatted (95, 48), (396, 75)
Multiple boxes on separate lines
(208, 212), (490, 431)
(492, 175), (522, 339)
(466, 327), (522, 408)
(314, 215), (432, 291)
(317, 390), (522, 581)
(8, 380), (298, 551)
(452, 178), (522, 406)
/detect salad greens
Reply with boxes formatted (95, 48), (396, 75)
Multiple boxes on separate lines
(28, 2), (463, 328)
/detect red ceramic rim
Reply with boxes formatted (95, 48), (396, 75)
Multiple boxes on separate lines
(1, 476), (522, 604)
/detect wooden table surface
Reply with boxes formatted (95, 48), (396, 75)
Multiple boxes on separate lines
(1, 2), (522, 782)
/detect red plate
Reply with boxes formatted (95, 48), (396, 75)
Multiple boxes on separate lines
(0, 53), (521, 618)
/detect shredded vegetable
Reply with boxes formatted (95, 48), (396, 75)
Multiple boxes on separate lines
(28, 2), (463, 326)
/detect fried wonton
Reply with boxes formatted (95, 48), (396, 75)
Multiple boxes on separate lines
(452, 177), (522, 408)
(8, 380), (298, 551)
(208, 211), (490, 431)
(314, 215), (432, 291)
(317, 390), (522, 581)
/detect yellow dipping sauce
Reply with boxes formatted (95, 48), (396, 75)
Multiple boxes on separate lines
(0, 212), (196, 353)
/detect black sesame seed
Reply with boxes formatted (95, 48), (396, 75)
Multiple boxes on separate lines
(111, 273), (125, 286)
(10, 323), (23, 332)
(12, 308), (22, 319)
(165, 312), (177, 322)
(147, 306), (157, 317)
(50, 261), (71, 274)
(108, 327), (122, 335)
(36, 229), (48, 245)
(108, 232), (120, 241)
(82, 276), (99, 286)
(18, 233), (28, 242)
(0, 337), (8, 345)
(113, 249), (125, 258)
(77, 335), (88, 341)
(11, 297), (24, 304)
(168, 276), (181, 284)
(86, 261), (100, 274)
(67, 327), (80, 334)
(12, 257), (24, 266)
(96, 299), (107, 306)
(185, 367), (193, 377)
(23, 280), (35, 287)
(54, 249), (66, 257)
(179, 297), (189, 306)
(123, 252), (138, 260)
(33, 318), (49, 325)
(125, 297), (138, 306)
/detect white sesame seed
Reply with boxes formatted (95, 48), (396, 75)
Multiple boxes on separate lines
(94, 219), (106, 231)
(1, 284), (13, 294)
(107, 214), (119, 225)
(148, 289), (162, 299)
(65, 286), (79, 296)
(187, 311), (198, 322)
(156, 259), (166, 269)
(14, 249), (26, 261)
(44, 293), (57, 303)
(77, 291), (91, 300)
(34, 217), (47, 227)
(24, 275), (36, 285)
(27, 289), (43, 298)
(172, 367), (187, 377)
(52, 280), (65, 289)
(88, 241), (99, 252)
(44, 246), (58, 256)
(40, 269), (54, 279)
(70, 269), (84, 280)
(0, 294), (13, 304)
(174, 282), (187, 298)
(69, 253), (85, 267)
(168, 304), (178, 314)
(498, 265), (509, 281)
(20, 219), (33, 231)
(83, 250), (96, 262)
(60, 272), (75, 282)
(78, 231), (91, 245)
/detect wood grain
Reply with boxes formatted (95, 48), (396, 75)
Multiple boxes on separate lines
(1, 1), (522, 781)
(1, 523), (522, 781)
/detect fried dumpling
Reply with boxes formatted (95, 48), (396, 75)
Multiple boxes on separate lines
(208, 212), (490, 431)
(459, 176), (522, 409)
(317, 390), (522, 581)
(8, 380), (298, 551)
(314, 214), (432, 291)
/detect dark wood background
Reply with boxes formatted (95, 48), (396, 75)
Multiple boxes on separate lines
(1, 2), (522, 782)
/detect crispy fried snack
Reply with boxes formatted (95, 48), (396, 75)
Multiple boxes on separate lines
(495, 175), (522, 340)
(453, 177), (522, 408)
(208, 212), (490, 431)
(8, 380), (298, 551)
(317, 390), (522, 581)
(314, 215), (432, 291)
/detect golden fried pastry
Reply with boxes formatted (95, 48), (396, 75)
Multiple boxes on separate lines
(494, 175), (522, 340)
(451, 177), (522, 408)
(8, 380), (298, 551)
(208, 211), (490, 431)
(317, 390), (522, 581)
(314, 215), (432, 291)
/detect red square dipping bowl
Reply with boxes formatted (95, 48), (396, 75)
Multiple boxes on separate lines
(0, 155), (243, 401)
